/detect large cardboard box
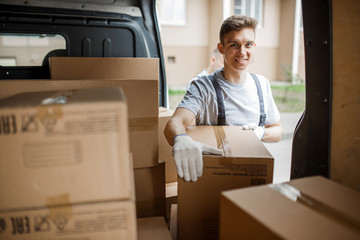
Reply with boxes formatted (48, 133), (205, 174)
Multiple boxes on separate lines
(0, 88), (137, 239)
(134, 162), (166, 218)
(49, 57), (159, 169)
(177, 126), (274, 240)
(158, 107), (177, 183)
(220, 176), (360, 240)
(0, 77), (159, 169)
(137, 217), (172, 240)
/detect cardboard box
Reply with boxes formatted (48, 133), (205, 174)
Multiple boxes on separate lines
(0, 77), (159, 169)
(49, 57), (158, 81)
(165, 182), (178, 221)
(0, 88), (133, 210)
(134, 162), (166, 218)
(177, 126), (274, 240)
(49, 57), (159, 169)
(137, 217), (172, 240)
(170, 204), (178, 240)
(158, 107), (177, 183)
(220, 176), (360, 240)
(0, 201), (137, 240)
(0, 88), (137, 239)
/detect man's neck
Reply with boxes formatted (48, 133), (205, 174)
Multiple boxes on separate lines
(222, 68), (248, 84)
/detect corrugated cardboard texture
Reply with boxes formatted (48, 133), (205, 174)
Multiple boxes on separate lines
(220, 176), (360, 240)
(137, 217), (172, 240)
(0, 201), (137, 240)
(177, 126), (274, 240)
(0, 79), (159, 169)
(134, 162), (166, 218)
(49, 57), (158, 81)
(158, 107), (177, 183)
(0, 88), (133, 210)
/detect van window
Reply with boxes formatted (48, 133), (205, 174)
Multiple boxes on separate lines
(0, 33), (66, 66)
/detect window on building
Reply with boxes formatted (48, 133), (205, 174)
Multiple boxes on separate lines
(234, 0), (263, 28)
(157, 0), (187, 26)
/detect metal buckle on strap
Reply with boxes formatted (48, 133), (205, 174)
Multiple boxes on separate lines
(218, 114), (226, 126)
(259, 114), (267, 127)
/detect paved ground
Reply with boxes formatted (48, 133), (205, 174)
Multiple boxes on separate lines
(263, 111), (303, 184)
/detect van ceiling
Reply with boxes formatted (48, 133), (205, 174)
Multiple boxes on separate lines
(0, 0), (142, 17)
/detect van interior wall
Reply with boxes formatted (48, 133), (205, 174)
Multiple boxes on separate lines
(331, 0), (360, 191)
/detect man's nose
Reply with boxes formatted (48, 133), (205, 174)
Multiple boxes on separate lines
(237, 46), (246, 55)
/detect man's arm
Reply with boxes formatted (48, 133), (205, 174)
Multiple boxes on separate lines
(164, 107), (196, 146)
(262, 121), (283, 142)
(164, 107), (222, 182)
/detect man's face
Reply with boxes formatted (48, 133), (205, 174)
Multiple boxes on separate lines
(218, 28), (256, 72)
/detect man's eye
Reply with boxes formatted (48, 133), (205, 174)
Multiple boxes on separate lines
(246, 43), (253, 47)
(230, 43), (238, 48)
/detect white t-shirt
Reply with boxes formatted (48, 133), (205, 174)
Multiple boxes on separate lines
(178, 68), (280, 126)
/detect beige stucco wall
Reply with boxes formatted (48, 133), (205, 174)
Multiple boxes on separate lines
(160, 0), (211, 87)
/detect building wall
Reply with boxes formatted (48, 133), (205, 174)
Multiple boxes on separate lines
(161, 0), (286, 87)
(160, 0), (210, 87)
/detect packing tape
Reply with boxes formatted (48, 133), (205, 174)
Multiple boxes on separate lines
(212, 126), (232, 157)
(129, 117), (158, 132)
(46, 194), (73, 223)
(37, 90), (75, 125)
(268, 183), (360, 232)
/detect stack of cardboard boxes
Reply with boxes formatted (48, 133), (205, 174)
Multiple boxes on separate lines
(0, 57), (170, 239)
(0, 88), (137, 239)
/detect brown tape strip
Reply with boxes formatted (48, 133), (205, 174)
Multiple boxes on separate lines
(212, 126), (232, 157)
(129, 117), (158, 132)
(46, 194), (72, 221)
(269, 183), (360, 233)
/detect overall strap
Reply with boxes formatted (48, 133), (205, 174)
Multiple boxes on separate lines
(250, 73), (266, 127)
(209, 75), (226, 125)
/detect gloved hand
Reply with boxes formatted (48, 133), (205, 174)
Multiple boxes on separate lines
(242, 123), (265, 140)
(173, 134), (223, 182)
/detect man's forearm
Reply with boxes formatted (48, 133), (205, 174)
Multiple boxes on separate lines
(262, 125), (283, 142)
(164, 117), (187, 146)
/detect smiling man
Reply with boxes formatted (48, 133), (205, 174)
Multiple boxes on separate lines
(164, 15), (283, 182)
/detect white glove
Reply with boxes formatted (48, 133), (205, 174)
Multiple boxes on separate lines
(173, 134), (223, 182)
(242, 123), (265, 140)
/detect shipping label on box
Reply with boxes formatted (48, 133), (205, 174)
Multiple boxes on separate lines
(0, 88), (133, 211)
(0, 201), (137, 240)
(178, 126), (274, 240)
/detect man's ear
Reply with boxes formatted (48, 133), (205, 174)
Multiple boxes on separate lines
(217, 43), (224, 54)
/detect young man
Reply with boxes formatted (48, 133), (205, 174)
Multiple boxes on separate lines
(164, 15), (283, 182)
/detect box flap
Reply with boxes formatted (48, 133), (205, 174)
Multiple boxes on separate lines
(186, 125), (273, 159)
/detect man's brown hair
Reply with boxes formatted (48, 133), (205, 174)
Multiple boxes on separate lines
(219, 15), (257, 43)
